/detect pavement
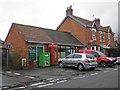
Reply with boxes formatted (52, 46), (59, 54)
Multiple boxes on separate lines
(1, 65), (119, 89)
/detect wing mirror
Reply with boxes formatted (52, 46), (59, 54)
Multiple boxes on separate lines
(66, 57), (69, 59)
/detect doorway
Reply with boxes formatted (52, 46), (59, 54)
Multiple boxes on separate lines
(37, 47), (43, 65)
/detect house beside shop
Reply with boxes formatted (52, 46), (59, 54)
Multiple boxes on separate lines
(57, 6), (115, 54)
(3, 23), (84, 67)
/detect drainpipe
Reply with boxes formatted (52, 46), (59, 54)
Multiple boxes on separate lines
(86, 25), (92, 49)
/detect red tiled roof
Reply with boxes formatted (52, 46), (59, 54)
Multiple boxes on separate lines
(13, 23), (84, 46)
(73, 15), (93, 26)
(72, 15), (111, 33)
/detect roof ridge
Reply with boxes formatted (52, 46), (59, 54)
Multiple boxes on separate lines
(13, 23), (73, 34)
(13, 23), (55, 31)
(72, 15), (93, 22)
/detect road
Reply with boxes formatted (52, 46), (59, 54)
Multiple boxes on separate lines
(1, 65), (119, 89)
(44, 67), (118, 88)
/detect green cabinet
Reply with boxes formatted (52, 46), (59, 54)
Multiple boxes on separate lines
(39, 52), (50, 67)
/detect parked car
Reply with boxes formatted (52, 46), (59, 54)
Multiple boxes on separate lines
(116, 56), (120, 64)
(58, 53), (98, 71)
(77, 50), (116, 67)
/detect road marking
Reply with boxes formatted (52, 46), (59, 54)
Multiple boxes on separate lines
(2, 87), (9, 89)
(90, 73), (98, 76)
(73, 76), (85, 79)
(30, 82), (45, 86)
(37, 83), (54, 88)
(57, 80), (67, 83)
(14, 73), (21, 76)
(62, 78), (67, 80)
(25, 76), (35, 79)
(49, 79), (60, 82)
(6, 71), (12, 74)
(113, 69), (118, 71)
(15, 86), (25, 89)
(104, 70), (109, 73)
(46, 78), (53, 80)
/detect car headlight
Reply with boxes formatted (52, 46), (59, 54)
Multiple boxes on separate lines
(107, 58), (113, 61)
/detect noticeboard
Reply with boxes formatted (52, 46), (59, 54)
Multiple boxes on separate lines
(28, 47), (36, 61)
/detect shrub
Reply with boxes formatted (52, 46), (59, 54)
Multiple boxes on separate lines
(8, 51), (22, 70)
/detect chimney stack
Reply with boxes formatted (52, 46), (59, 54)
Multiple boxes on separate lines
(94, 18), (100, 25)
(66, 5), (73, 16)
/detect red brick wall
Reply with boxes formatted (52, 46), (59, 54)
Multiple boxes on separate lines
(3, 24), (27, 61)
(58, 17), (87, 45)
(110, 34), (115, 47)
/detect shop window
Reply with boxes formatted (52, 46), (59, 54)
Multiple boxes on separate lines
(61, 52), (65, 58)
(58, 46), (76, 58)
(28, 46), (36, 61)
(58, 47), (66, 58)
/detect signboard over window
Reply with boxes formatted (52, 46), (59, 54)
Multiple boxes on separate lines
(28, 47), (36, 61)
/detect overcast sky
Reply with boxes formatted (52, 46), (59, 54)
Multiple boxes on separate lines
(0, 0), (119, 41)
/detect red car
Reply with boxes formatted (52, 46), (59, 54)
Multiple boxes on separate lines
(77, 50), (116, 67)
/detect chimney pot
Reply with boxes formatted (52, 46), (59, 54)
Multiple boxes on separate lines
(94, 18), (100, 25)
(66, 5), (73, 16)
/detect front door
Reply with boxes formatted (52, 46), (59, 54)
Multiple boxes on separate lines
(37, 47), (43, 65)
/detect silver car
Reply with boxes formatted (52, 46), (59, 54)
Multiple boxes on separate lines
(58, 53), (98, 71)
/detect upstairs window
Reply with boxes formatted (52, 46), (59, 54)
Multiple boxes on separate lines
(100, 31), (105, 42)
(91, 29), (96, 40)
(108, 33), (111, 43)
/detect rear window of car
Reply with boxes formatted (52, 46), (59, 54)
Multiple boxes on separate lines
(86, 54), (95, 59)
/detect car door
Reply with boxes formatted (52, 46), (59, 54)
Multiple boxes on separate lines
(64, 54), (75, 66)
(91, 52), (101, 63)
(70, 54), (82, 67)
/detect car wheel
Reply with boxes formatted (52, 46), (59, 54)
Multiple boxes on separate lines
(101, 61), (107, 67)
(58, 62), (64, 68)
(78, 64), (84, 71)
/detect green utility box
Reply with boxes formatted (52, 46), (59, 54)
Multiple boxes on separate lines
(39, 52), (50, 67)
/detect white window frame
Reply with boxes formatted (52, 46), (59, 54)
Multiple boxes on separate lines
(98, 46), (101, 51)
(99, 31), (105, 42)
(90, 46), (96, 50)
(91, 29), (96, 41)
(108, 33), (111, 43)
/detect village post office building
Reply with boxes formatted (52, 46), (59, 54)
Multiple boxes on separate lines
(3, 23), (84, 67)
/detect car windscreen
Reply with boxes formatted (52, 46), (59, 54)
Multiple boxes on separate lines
(86, 54), (95, 59)
(98, 52), (106, 57)
(66, 54), (74, 58)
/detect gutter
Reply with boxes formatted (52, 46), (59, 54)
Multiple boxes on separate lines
(25, 40), (85, 47)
